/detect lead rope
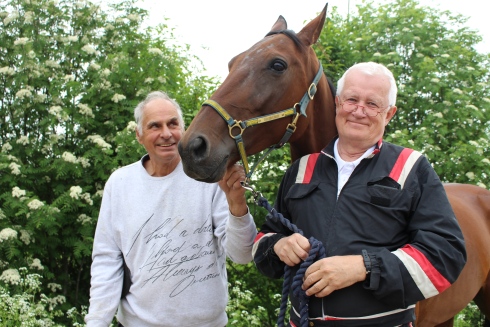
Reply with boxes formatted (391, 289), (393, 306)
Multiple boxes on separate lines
(244, 184), (326, 327)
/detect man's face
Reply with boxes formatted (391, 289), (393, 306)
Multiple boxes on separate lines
(136, 98), (184, 165)
(335, 69), (397, 148)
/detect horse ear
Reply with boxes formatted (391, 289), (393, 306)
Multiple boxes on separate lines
(297, 3), (328, 46)
(270, 15), (287, 32)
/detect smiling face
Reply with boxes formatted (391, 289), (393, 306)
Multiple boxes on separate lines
(136, 98), (184, 176)
(335, 68), (397, 152)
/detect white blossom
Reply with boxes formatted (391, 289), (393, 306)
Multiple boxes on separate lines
(402, 27), (410, 32)
(9, 162), (21, 175)
(477, 182), (487, 189)
(87, 135), (111, 150)
(81, 193), (93, 205)
(78, 157), (91, 168)
(12, 186), (26, 198)
(483, 98), (490, 103)
(28, 199), (44, 210)
(416, 53), (424, 58)
(30, 258), (44, 270)
(89, 63), (101, 70)
(64, 74), (75, 82)
(81, 44), (97, 54)
(469, 140), (479, 147)
(111, 93), (126, 103)
(48, 283), (62, 292)
(77, 214), (92, 225)
(1, 142), (12, 152)
(16, 88), (32, 99)
(0, 228), (18, 242)
(127, 121), (137, 131)
(433, 112), (443, 118)
(373, 52), (381, 57)
(453, 88), (463, 95)
(24, 11), (34, 23)
(78, 103), (95, 118)
(355, 37), (363, 42)
(16, 135), (29, 145)
(101, 68), (111, 77)
(0, 66), (15, 75)
(441, 54), (450, 58)
(62, 152), (77, 163)
(49, 105), (62, 116)
(466, 66), (475, 71)
(465, 172), (475, 180)
(430, 44), (439, 48)
(413, 36), (420, 41)
(14, 37), (30, 46)
(20, 229), (31, 245)
(482, 158), (490, 164)
(148, 48), (163, 55)
(0, 209), (5, 220)
(466, 104), (478, 110)
(3, 11), (19, 25)
(45, 60), (61, 68)
(144, 77), (154, 84)
(430, 78), (440, 83)
(0, 268), (20, 285)
(70, 186), (83, 199)
(127, 14), (140, 22)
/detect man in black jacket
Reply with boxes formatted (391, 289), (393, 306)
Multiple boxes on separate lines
(252, 62), (466, 327)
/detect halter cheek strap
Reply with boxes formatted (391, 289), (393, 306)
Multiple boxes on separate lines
(202, 60), (324, 181)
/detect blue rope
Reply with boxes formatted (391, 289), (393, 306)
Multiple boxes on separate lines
(257, 196), (325, 327)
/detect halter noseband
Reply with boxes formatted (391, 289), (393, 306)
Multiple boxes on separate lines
(202, 60), (323, 182)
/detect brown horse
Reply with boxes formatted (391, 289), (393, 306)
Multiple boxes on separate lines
(178, 4), (490, 326)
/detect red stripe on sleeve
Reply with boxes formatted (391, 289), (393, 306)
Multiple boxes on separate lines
(254, 232), (265, 243)
(401, 244), (451, 292)
(389, 148), (414, 182)
(302, 153), (320, 184)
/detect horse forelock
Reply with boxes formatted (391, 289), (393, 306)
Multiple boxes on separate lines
(265, 30), (303, 49)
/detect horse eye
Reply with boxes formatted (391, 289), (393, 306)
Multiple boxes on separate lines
(271, 60), (287, 72)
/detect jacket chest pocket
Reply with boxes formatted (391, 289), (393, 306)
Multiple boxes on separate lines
(367, 176), (412, 210)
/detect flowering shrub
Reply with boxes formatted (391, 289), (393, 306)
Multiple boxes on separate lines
(0, 0), (215, 323)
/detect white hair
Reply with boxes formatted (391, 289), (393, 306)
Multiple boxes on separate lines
(134, 91), (185, 134)
(336, 62), (397, 106)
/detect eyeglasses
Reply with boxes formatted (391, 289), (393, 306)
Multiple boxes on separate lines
(339, 100), (390, 117)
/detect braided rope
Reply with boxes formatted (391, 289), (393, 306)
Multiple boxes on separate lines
(257, 196), (325, 327)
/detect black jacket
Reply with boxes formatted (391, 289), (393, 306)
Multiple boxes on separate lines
(253, 139), (466, 327)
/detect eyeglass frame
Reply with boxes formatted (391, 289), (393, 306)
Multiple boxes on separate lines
(338, 98), (392, 117)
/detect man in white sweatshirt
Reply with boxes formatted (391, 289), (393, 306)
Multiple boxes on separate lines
(85, 91), (257, 327)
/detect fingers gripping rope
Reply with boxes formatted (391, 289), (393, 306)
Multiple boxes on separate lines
(257, 196), (326, 327)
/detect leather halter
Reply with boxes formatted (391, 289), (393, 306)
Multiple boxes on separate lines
(202, 61), (323, 182)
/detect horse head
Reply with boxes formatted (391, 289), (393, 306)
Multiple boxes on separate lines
(178, 3), (336, 183)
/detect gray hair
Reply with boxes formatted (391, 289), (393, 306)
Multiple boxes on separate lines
(336, 62), (397, 106)
(134, 91), (185, 134)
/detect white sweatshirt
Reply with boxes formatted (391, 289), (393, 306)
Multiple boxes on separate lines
(85, 157), (257, 327)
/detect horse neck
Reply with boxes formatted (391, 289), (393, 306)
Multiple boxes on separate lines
(290, 75), (337, 162)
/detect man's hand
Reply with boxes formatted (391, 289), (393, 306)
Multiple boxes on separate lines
(218, 163), (248, 216)
(302, 255), (367, 297)
(274, 233), (311, 266)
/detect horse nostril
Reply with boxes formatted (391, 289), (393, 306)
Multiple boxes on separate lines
(189, 136), (208, 160)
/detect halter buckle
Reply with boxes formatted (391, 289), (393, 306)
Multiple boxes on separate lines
(228, 121), (245, 139)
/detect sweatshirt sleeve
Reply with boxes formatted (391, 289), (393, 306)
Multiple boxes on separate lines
(212, 186), (257, 264)
(85, 177), (123, 327)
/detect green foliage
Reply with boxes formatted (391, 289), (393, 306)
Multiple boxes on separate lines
(0, 265), (87, 326)
(0, 0), (215, 322)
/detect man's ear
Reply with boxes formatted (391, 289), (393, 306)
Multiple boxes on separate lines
(384, 106), (397, 125)
(135, 128), (143, 144)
